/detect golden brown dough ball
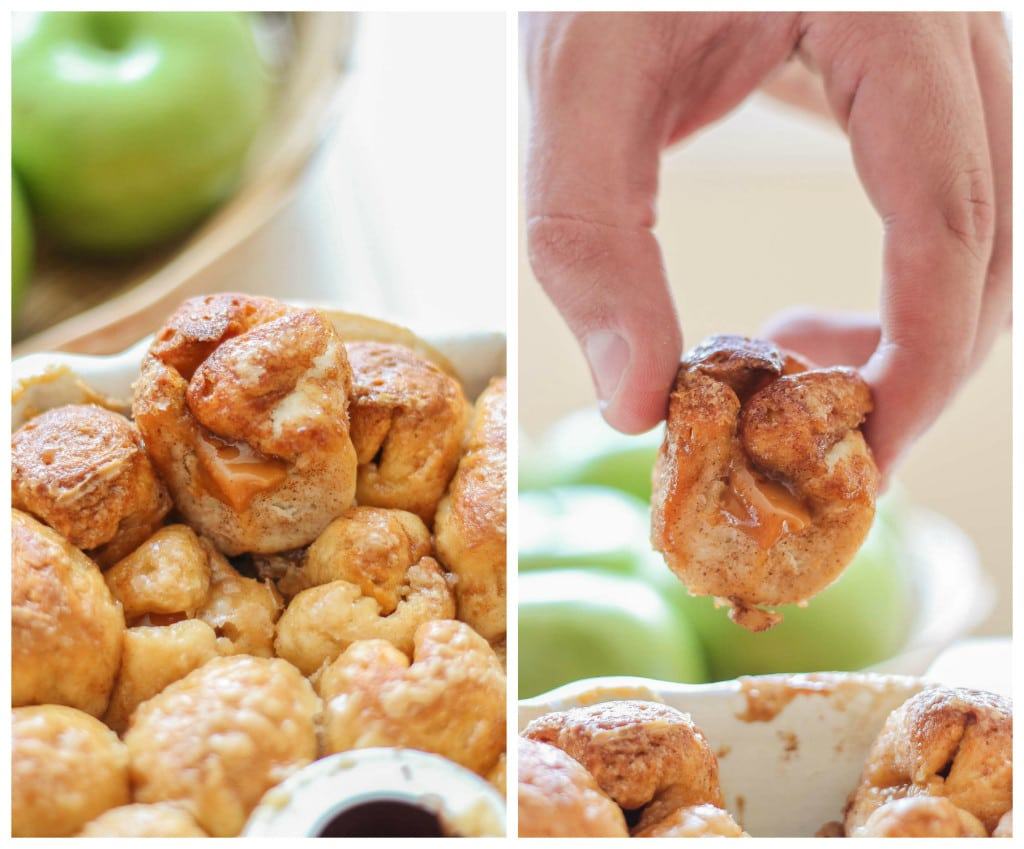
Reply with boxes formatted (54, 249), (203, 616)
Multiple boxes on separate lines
(104, 524), (211, 623)
(435, 377), (506, 641)
(633, 803), (748, 837)
(132, 294), (358, 555)
(523, 700), (723, 820)
(346, 341), (469, 522)
(319, 619), (504, 775)
(518, 737), (628, 838)
(281, 505), (432, 603)
(125, 654), (321, 837)
(13, 705), (130, 837)
(852, 796), (988, 837)
(845, 687), (1012, 835)
(275, 557), (455, 676)
(11, 404), (171, 567)
(196, 538), (283, 656)
(104, 620), (219, 733)
(78, 803), (207, 837)
(652, 336), (877, 630)
(12, 509), (124, 717)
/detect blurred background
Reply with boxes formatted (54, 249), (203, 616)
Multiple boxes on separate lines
(12, 12), (505, 352)
(519, 87), (1011, 695)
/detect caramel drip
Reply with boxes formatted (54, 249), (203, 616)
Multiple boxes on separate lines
(195, 433), (288, 511)
(720, 461), (810, 549)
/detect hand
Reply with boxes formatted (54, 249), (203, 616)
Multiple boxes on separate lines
(522, 12), (1010, 473)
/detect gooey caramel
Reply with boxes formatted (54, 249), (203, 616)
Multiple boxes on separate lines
(720, 460), (810, 549)
(195, 434), (287, 512)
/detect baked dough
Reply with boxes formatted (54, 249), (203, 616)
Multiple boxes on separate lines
(12, 509), (124, 717)
(132, 293), (358, 555)
(435, 377), (507, 641)
(845, 687), (1012, 835)
(13, 705), (130, 837)
(652, 335), (877, 630)
(518, 737), (628, 837)
(319, 619), (505, 775)
(346, 341), (469, 522)
(125, 654), (321, 837)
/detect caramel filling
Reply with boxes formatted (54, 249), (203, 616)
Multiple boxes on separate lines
(721, 461), (810, 549)
(195, 434), (287, 511)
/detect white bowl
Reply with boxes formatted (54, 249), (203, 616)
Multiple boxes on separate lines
(11, 311), (506, 429)
(519, 673), (927, 837)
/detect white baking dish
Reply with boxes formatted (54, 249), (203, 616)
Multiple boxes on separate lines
(10, 306), (507, 836)
(11, 311), (506, 429)
(518, 673), (927, 837)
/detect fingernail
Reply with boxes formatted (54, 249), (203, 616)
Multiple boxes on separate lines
(584, 330), (630, 403)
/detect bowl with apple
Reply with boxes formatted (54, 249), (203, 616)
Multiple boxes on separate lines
(12, 11), (355, 354)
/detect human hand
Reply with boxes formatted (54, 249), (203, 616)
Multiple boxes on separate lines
(522, 12), (1010, 473)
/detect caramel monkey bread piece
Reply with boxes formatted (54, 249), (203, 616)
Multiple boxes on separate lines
(79, 803), (207, 837)
(346, 341), (469, 523)
(652, 335), (878, 631)
(518, 737), (628, 838)
(125, 654), (321, 837)
(522, 700), (744, 836)
(633, 803), (749, 838)
(274, 507), (454, 675)
(195, 537), (283, 656)
(12, 509), (124, 717)
(11, 404), (171, 567)
(103, 619), (219, 734)
(853, 796), (988, 837)
(435, 376), (507, 641)
(319, 619), (505, 776)
(845, 687), (1012, 836)
(132, 294), (358, 555)
(104, 524), (211, 623)
(277, 504), (433, 600)
(13, 705), (130, 837)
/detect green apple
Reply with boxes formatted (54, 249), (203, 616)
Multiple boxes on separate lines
(520, 486), (653, 573)
(638, 498), (914, 679)
(527, 407), (664, 500)
(519, 569), (708, 698)
(12, 171), (34, 312)
(13, 12), (271, 254)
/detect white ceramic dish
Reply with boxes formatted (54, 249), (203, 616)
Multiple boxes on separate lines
(10, 305), (507, 836)
(11, 311), (506, 430)
(518, 673), (928, 837)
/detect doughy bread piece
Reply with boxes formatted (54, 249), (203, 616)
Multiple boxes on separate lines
(852, 796), (987, 837)
(13, 705), (130, 837)
(79, 803), (206, 837)
(652, 335), (877, 630)
(346, 341), (469, 522)
(518, 737), (628, 838)
(12, 403), (170, 566)
(845, 687), (1012, 835)
(12, 509), (124, 717)
(319, 619), (504, 776)
(132, 294), (358, 555)
(125, 654), (321, 837)
(523, 699), (743, 836)
(435, 377), (507, 641)
(103, 620), (219, 733)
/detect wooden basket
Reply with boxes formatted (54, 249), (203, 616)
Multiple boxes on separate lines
(13, 12), (356, 357)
